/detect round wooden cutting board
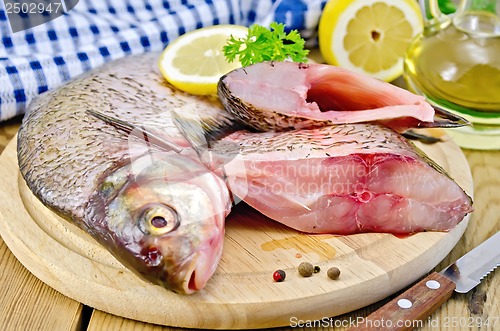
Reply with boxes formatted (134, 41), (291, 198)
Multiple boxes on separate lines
(0, 136), (472, 329)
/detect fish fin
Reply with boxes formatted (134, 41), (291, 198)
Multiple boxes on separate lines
(419, 105), (470, 128)
(172, 109), (249, 210)
(171, 109), (243, 154)
(402, 130), (442, 144)
(86, 109), (183, 153)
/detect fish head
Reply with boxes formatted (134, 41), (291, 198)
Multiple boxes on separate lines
(92, 152), (230, 294)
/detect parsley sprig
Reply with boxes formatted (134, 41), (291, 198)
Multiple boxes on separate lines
(223, 22), (309, 67)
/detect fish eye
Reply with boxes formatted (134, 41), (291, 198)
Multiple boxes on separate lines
(138, 204), (180, 236)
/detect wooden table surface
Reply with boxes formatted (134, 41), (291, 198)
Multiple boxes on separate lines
(0, 115), (499, 331)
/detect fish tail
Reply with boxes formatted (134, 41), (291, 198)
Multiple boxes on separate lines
(419, 105), (470, 128)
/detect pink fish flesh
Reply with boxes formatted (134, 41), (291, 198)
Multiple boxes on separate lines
(218, 61), (460, 132)
(191, 123), (473, 234)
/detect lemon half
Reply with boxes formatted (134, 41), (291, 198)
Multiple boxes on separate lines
(159, 25), (248, 95)
(319, 0), (423, 81)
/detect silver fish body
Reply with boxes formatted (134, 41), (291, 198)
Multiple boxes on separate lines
(17, 53), (231, 293)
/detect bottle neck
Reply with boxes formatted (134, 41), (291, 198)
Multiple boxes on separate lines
(454, 0), (500, 36)
(420, 0), (452, 34)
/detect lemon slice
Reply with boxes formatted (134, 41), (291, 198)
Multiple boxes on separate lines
(319, 0), (423, 81)
(159, 25), (248, 95)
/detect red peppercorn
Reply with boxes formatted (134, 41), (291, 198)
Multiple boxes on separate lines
(273, 269), (286, 282)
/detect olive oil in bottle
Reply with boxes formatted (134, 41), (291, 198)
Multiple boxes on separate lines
(405, 24), (500, 113)
(403, 0), (500, 149)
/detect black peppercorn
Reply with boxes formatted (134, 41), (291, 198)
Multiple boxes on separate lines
(327, 267), (340, 280)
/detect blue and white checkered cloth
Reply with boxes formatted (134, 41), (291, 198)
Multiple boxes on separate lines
(0, 0), (326, 122)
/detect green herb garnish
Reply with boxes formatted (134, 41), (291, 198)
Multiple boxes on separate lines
(223, 22), (309, 67)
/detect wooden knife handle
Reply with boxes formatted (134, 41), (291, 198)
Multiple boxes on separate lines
(351, 272), (456, 331)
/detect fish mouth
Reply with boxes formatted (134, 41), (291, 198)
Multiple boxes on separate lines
(182, 251), (212, 294)
(185, 253), (203, 294)
(180, 235), (223, 294)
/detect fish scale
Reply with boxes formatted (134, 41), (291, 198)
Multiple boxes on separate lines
(219, 125), (406, 157)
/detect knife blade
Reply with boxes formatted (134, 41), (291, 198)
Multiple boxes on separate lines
(352, 231), (500, 331)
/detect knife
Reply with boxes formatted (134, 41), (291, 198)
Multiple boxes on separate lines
(352, 231), (500, 331)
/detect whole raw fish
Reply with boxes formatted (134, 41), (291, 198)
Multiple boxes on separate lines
(17, 53), (232, 294)
(218, 61), (468, 133)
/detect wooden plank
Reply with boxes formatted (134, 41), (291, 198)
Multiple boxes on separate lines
(0, 119), (84, 331)
(0, 236), (83, 331)
(343, 149), (500, 331)
(87, 310), (177, 331)
(0, 116), (20, 151)
(418, 149), (500, 331)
